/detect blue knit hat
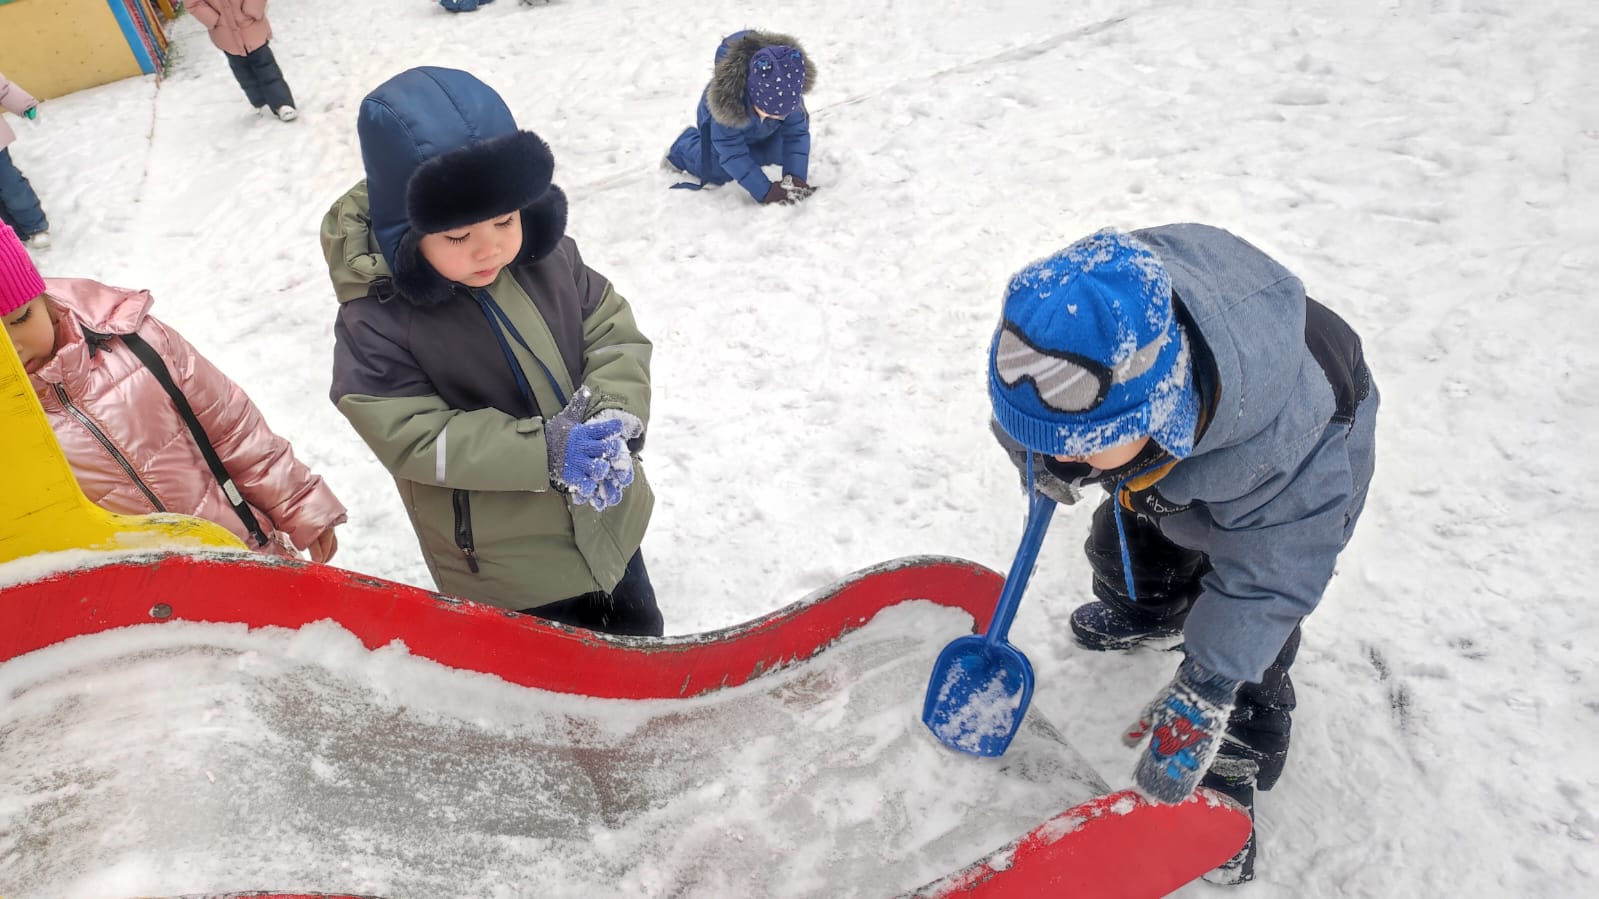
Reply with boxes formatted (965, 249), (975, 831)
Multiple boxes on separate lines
(988, 229), (1200, 459)
(747, 46), (807, 117)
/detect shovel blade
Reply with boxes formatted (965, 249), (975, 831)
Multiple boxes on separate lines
(921, 634), (1035, 757)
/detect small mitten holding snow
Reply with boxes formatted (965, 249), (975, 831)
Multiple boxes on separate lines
(552, 418), (625, 509)
(546, 386), (613, 503)
(576, 408), (642, 511)
(781, 175), (816, 202)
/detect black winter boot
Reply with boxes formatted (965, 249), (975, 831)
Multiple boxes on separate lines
(1076, 498), (1202, 650)
(1202, 744), (1258, 885)
(1067, 599), (1187, 651)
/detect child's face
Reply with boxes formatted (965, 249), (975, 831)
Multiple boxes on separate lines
(2, 295), (56, 373)
(1054, 435), (1151, 470)
(418, 212), (524, 288)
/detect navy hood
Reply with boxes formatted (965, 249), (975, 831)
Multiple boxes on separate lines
(357, 67), (567, 304)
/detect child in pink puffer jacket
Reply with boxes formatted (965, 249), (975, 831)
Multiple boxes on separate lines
(187, 0), (299, 121)
(0, 224), (345, 560)
(0, 70), (50, 247)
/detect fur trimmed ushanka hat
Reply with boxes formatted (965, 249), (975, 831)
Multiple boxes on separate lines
(707, 30), (818, 129)
(357, 67), (568, 306)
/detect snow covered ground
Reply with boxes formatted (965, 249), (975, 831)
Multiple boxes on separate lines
(2, 0), (1597, 895)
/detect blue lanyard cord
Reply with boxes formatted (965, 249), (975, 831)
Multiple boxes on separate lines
(472, 289), (569, 412)
(1034, 451), (1139, 604)
(1113, 476), (1139, 605)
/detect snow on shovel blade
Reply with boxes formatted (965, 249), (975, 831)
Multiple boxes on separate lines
(922, 489), (1055, 757)
(922, 635), (1035, 757)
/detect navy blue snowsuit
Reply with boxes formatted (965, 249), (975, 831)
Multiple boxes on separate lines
(666, 30), (814, 201)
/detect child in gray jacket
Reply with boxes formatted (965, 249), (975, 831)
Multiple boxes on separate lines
(987, 225), (1378, 884)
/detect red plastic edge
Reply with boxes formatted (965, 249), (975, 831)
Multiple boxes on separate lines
(910, 788), (1252, 898)
(0, 552), (1000, 699)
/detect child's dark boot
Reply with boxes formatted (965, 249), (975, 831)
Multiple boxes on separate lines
(1077, 498), (1201, 650)
(1201, 742), (1260, 885)
(1068, 600), (1186, 651)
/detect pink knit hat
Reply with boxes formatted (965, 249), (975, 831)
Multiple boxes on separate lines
(1, 223), (47, 317)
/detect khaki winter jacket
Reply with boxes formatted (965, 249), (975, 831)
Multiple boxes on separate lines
(187, 0), (273, 57)
(323, 182), (654, 610)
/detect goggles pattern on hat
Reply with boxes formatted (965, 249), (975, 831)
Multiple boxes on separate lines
(993, 322), (1171, 414)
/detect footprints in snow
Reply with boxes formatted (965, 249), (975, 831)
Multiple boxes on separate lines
(1365, 644), (1415, 733)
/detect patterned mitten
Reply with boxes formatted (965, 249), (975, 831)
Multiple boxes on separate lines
(1124, 658), (1241, 804)
(781, 175), (816, 202)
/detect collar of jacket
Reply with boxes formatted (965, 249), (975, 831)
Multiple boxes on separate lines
(1115, 377), (1221, 510)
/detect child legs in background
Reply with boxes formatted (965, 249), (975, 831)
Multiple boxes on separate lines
(664, 126), (702, 176)
(665, 127), (786, 181)
(225, 43), (297, 120)
(0, 148), (48, 244)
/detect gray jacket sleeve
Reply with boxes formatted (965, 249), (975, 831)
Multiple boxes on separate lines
(1163, 422), (1357, 683)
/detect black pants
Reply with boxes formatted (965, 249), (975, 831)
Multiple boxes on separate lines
(518, 551), (664, 637)
(225, 43), (295, 111)
(1087, 499), (1298, 789)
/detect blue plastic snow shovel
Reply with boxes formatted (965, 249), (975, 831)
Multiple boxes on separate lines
(922, 486), (1056, 757)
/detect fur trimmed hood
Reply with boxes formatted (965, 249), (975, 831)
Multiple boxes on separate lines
(707, 30), (818, 129)
(356, 67), (568, 307)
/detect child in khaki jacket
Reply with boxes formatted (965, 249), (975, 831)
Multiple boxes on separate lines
(324, 67), (660, 636)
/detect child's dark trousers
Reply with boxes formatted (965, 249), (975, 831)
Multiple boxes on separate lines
(1086, 498), (1298, 789)
(225, 42), (296, 111)
(518, 551), (664, 638)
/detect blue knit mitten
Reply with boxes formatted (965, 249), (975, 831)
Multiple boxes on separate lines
(551, 418), (625, 508)
(546, 387), (614, 504)
(1124, 658), (1241, 804)
(582, 408), (643, 511)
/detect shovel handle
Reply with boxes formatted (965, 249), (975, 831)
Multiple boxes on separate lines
(984, 489), (1057, 645)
